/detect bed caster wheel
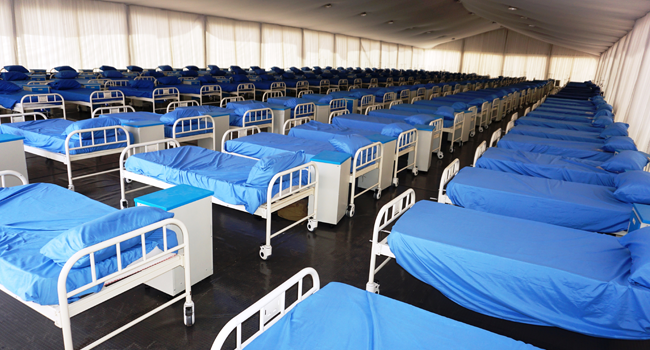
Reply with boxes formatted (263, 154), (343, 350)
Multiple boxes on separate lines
(184, 301), (195, 327)
(366, 282), (380, 294)
(392, 178), (399, 187)
(459, 142), (463, 147)
(412, 167), (418, 176)
(124, 178), (132, 184)
(259, 245), (272, 260)
(67, 184), (75, 191)
(449, 147), (454, 153)
(346, 204), (355, 218)
(307, 219), (317, 232)
(469, 131), (476, 137)
(373, 189), (381, 200)
(120, 199), (129, 209)
(437, 151), (444, 159)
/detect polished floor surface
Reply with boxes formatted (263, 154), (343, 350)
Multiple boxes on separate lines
(1, 102), (648, 350)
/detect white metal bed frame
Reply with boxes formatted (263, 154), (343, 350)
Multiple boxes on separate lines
(297, 90), (313, 98)
(362, 77), (378, 88)
(356, 94), (375, 114)
(489, 128), (502, 148)
(7, 91), (67, 118)
(473, 140), (488, 167)
(332, 78), (348, 91)
(309, 79), (330, 94)
(506, 120), (515, 134)
(180, 83), (222, 106)
(119, 140), (318, 260)
(329, 108), (418, 187)
(366, 188), (417, 294)
(293, 102), (315, 121)
(220, 96), (274, 131)
(64, 89), (126, 115)
(256, 81), (286, 99)
(0, 170), (195, 350)
(443, 112), (464, 153)
(93, 105), (217, 150)
(287, 80), (309, 97)
(437, 158), (461, 205)
(211, 268), (320, 349)
(0, 112), (131, 191)
(262, 90), (284, 102)
(106, 79), (180, 113)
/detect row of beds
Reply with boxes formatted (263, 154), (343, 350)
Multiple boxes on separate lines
(353, 81), (650, 348)
(0, 69), (551, 349)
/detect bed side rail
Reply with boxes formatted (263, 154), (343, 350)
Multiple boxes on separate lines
(438, 158), (460, 204)
(328, 108), (350, 123)
(89, 90), (125, 106)
(242, 108), (273, 128)
(266, 161), (318, 209)
(167, 100), (199, 113)
(505, 121), (515, 134)
(92, 105), (136, 118)
(221, 96), (244, 108)
(364, 104), (383, 114)
(0, 170), (28, 187)
(221, 126), (262, 153)
(329, 98), (347, 112)
(0, 111), (47, 123)
(489, 128), (502, 148)
(105, 80), (129, 87)
(262, 90), (283, 102)
(473, 141), (487, 167)
(211, 268), (320, 350)
(524, 106), (531, 116)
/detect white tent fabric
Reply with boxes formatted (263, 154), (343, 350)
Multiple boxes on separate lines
(0, 0), (15, 65)
(398, 45), (413, 70)
(76, 1), (129, 69)
(596, 12), (650, 152)
(381, 43), (398, 69)
(462, 29), (507, 77)
(169, 11), (205, 68)
(128, 6), (172, 68)
(424, 41), (463, 72)
(234, 21), (261, 68)
(360, 38), (381, 68)
(206, 17), (236, 68)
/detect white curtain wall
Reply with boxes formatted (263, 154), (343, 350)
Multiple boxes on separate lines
(128, 6), (172, 68)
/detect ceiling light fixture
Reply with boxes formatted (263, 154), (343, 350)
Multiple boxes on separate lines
(360, 12), (367, 16)
(387, 20), (394, 24)
(508, 6), (517, 10)
(324, 3), (332, 8)
(528, 24), (535, 27)
(468, 12), (474, 15)
(520, 16), (528, 19)
(492, 21), (497, 24)
(425, 31), (432, 34)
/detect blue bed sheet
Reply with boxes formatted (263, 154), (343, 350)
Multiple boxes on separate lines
(331, 113), (417, 135)
(447, 166), (631, 232)
(0, 183), (176, 305)
(246, 282), (539, 349)
(0, 90), (36, 109)
(51, 89), (94, 102)
(124, 146), (299, 213)
(475, 147), (616, 187)
(527, 111), (594, 123)
(0, 119), (130, 155)
(225, 132), (335, 160)
(536, 106), (595, 115)
(498, 133), (612, 161)
(508, 125), (603, 143)
(388, 200), (650, 339)
(226, 101), (274, 127)
(516, 117), (604, 132)
(288, 121), (377, 143)
(391, 104), (455, 121)
(108, 86), (154, 98)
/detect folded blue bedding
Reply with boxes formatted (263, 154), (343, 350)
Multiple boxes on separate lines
(0, 183), (176, 305)
(475, 147), (616, 187)
(0, 119), (130, 155)
(508, 125), (603, 143)
(388, 200), (650, 339)
(246, 282), (539, 349)
(447, 166), (631, 232)
(516, 117), (605, 132)
(498, 133), (612, 161)
(124, 146), (303, 213)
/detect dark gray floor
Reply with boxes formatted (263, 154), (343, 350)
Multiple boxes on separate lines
(1, 103), (648, 350)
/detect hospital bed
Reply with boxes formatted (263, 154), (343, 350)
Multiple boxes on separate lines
(212, 268), (539, 349)
(0, 175), (194, 350)
(438, 158), (633, 233)
(507, 124), (604, 143)
(515, 116), (609, 132)
(51, 87), (126, 114)
(222, 125), (382, 218)
(173, 81), (222, 105)
(390, 103), (464, 153)
(107, 78), (180, 112)
(0, 112), (131, 191)
(366, 189), (650, 340)
(221, 97), (275, 130)
(497, 133), (616, 161)
(0, 83), (66, 117)
(119, 140), (318, 259)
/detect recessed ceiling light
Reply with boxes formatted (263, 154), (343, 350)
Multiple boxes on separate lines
(508, 6), (517, 10)
(492, 21), (497, 24)
(528, 24), (535, 27)
(360, 12), (367, 16)
(520, 16), (528, 19)
(387, 20), (394, 24)
(425, 31), (432, 34)
(468, 12), (474, 15)
(324, 3), (332, 8)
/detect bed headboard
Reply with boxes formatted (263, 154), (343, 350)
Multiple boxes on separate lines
(473, 141), (487, 167)
(328, 108), (350, 123)
(0, 112), (47, 124)
(92, 105), (136, 118)
(221, 126), (262, 156)
(220, 96), (245, 108)
(489, 128), (502, 148)
(166, 100), (199, 113)
(438, 158), (460, 205)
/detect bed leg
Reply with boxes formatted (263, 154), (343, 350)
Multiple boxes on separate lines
(184, 301), (195, 327)
(366, 281), (380, 294)
(259, 245), (272, 260)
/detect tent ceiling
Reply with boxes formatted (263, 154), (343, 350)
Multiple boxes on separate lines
(107, 0), (650, 55)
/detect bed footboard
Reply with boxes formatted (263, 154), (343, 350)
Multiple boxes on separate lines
(438, 158), (460, 205)
(173, 114), (217, 150)
(242, 108), (273, 130)
(489, 128), (502, 148)
(347, 142), (383, 217)
(221, 126), (262, 154)
(473, 141), (487, 167)
(282, 116), (312, 135)
(328, 108), (350, 123)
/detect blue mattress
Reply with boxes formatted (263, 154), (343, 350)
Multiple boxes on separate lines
(527, 111), (594, 123)
(225, 132), (335, 160)
(226, 101), (274, 127)
(536, 106), (595, 115)
(498, 133), (612, 161)
(446, 166), (631, 232)
(391, 104), (455, 121)
(388, 201), (650, 339)
(0, 183), (176, 305)
(246, 282), (539, 349)
(516, 117), (604, 132)
(0, 119), (130, 155)
(251, 81), (277, 90)
(300, 93), (331, 104)
(331, 113), (417, 134)
(0, 90), (38, 109)
(99, 112), (213, 139)
(283, 80), (305, 88)
(475, 147), (616, 187)
(124, 146), (298, 213)
(508, 125), (603, 143)
(109, 86), (153, 98)
(51, 89), (94, 102)
(288, 121), (377, 143)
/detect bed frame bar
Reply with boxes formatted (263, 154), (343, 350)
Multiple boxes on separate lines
(0, 170), (28, 187)
(489, 128), (502, 148)
(167, 100), (200, 113)
(221, 95), (245, 107)
(437, 158), (460, 205)
(366, 188), (416, 293)
(211, 268), (320, 350)
(473, 141), (487, 167)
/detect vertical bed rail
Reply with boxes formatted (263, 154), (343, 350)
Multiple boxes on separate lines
(221, 125), (262, 154)
(364, 104), (383, 114)
(211, 268), (320, 350)
(221, 96), (245, 108)
(172, 114), (217, 150)
(347, 141), (383, 217)
(366, 188), (416, 293)
(242, 108), (273, 129)
(329, 98), (347, 113)
(0, 111), (48, 123)
(91, 105), (136, 118)
(438, 158), (460, 205)
(505, 121), (515, 134)
(328, 108), (350, 124)
(389, 100), (403, 108)
(0, 170), (28, 187)
(489, 128), (502, 148)
(262, 90), (284, 102)
(294, 102), (315, 120)
(166, 100), (199, 113)
(473, 141), (487, 167)
(282, 116), (312, 135)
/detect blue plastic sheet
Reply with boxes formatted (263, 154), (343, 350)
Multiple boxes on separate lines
(447, 166), (631, 232)
(498, 133), (613, 161)
(0, 119), (130, 155)
(0, 183), (176, 305)
(475, 147), (616, 187)
(388, 200), (650, 339)
(508, 125), (603, 143)
(125, 146), (301, 213)
(516, 117), (605, 132)
(247, 282), (540, 349)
